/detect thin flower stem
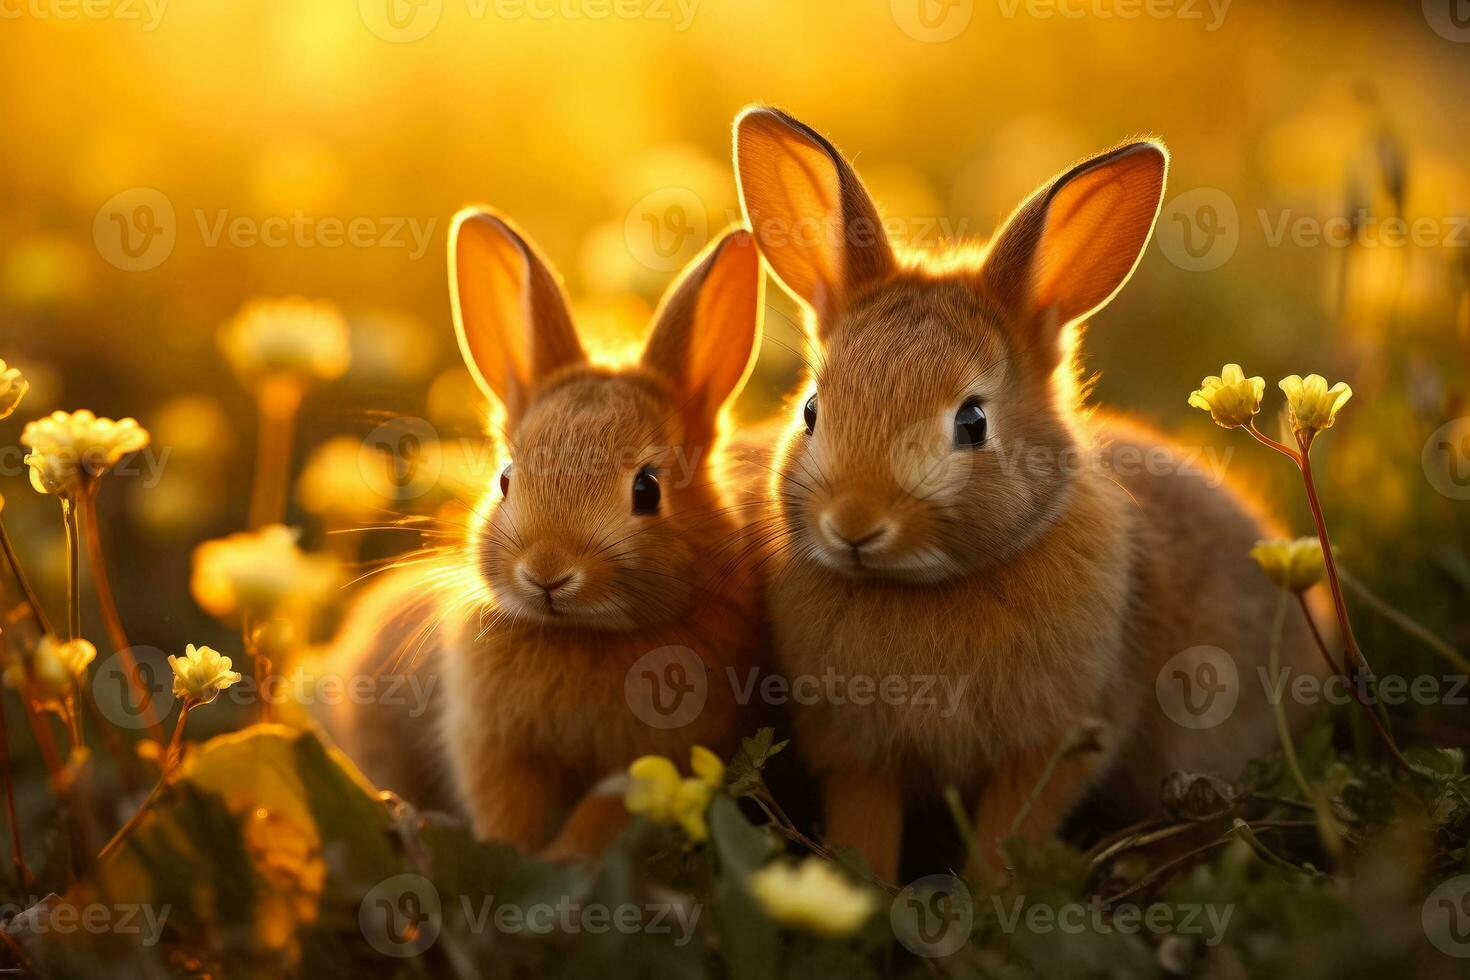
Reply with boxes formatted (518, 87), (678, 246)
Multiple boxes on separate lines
(944, 785), (988, 887)
(1293, 434), (1369, 678)
(98, 702), (191, 864)
(1296, 594), (1344, 675)
(1267, 591), (1313, 802)
(1296, 593), (1416, 777)
(247, 380), (303, 529)
(0, 636), (34, 890)
(60, 496), (81, 642)
(1245, 422), (1301, 465)
(0, 516), (52, 637)
(19, 697), (63, 788)
(79, 488), (166, 744)
(1009, 724), (1084, 837)
(1337, 567), (1470, 675)
(749, 790), (842, 869)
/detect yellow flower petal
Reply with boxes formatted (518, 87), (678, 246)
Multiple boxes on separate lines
(2, 636), (94, 707)
(624, 755), (682, 821)
(0, 358), (29, 420)
(1249, 537), (1327, 593)
(190, 525), (340, 623)
(748, 858), (879, 938)
(20, 409), (150, 495)
(1279, 374), (1352, 436)
(220, 296), (350, 385)
(169, 643), (243, 704)
(690, 745), (725, 789)
(1189, 363), (1265, 429)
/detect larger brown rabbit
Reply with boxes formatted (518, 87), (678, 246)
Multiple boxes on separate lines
(325, 211), (766, 856)
(734, 107), (1329, 880)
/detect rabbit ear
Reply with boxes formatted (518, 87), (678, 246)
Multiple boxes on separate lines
(734, 107), (893, 332)
(981, 141), (1167, 342)
(642, 228), (763, 435)
(448, 208), (584, 420)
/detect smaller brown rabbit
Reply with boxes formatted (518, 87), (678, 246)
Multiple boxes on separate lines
(325, 212), (767, 857)
(734, 107), (1331, 881)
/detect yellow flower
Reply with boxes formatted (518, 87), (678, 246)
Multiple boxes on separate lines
(1278, 374), (1352, 437)
(21, 409), (150, 495)
(1250, 537), (1327, 593)
(190, 525), (340, 622)
(623, 746), (725, 843)
(690, 744), (724, 786)
(1188, 364), (1265, 429)
(3, 637), (95, 707)
(295, 437), (391, 524)
(151, 396), (235, 463)
(0, 358), (28, 419)
(219, 296), (350, 386)
(747, 858), (879, 938)
(168, 643), (242, 704)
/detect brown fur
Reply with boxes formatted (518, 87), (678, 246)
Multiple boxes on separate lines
(323, 214), (767, 857)
(735, 107), (1332, 881)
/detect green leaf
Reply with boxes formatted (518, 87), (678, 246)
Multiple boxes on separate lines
(708, 794), (781, 980)
(726, 728), (790, 798)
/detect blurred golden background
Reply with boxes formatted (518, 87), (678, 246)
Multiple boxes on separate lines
(2, 0), (1469, 662)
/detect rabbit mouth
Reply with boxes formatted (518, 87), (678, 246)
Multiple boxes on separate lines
(809, 537), (960, 582)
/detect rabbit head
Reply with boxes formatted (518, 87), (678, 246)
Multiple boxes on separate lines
(449, 209), (762, 628)
(735, 107), (1166, 582)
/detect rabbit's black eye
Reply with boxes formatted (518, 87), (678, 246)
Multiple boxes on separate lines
(632, 466), (660, 515)
(803, 393), (818, 434)
(499, 463), (512, 499)
(954, 399), (987, 449)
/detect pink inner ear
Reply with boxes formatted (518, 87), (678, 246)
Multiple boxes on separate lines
(1030, 151), (1163, 322)
(454, 215), (532, 393)
(739, 112), (843, 306)
(689, 233), (760, 415)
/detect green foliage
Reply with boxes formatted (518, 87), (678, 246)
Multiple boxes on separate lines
(3, 716), (1470, 978)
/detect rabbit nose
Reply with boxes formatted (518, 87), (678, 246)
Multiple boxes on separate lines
(818, 506), (893, 554)
(515, 563), (580, 596)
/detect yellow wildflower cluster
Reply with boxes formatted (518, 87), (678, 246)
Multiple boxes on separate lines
(21, 409), (150, 496)
(1250, 537), (1327, 593)
(2, 637), (96, 707)
(0, 358), (28, 419)
(190, 525), (340, 622)
(219, 296), (351, 386)
(1189, 364), (1352, 440)
(295, 436), (391, 524)
(747, 857), (879, 938)
(168, 643), (242, 705)
(1187, 364), (1265, 429)
(623, 745), (724, 842)
(1278, 374), (1353, 438)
